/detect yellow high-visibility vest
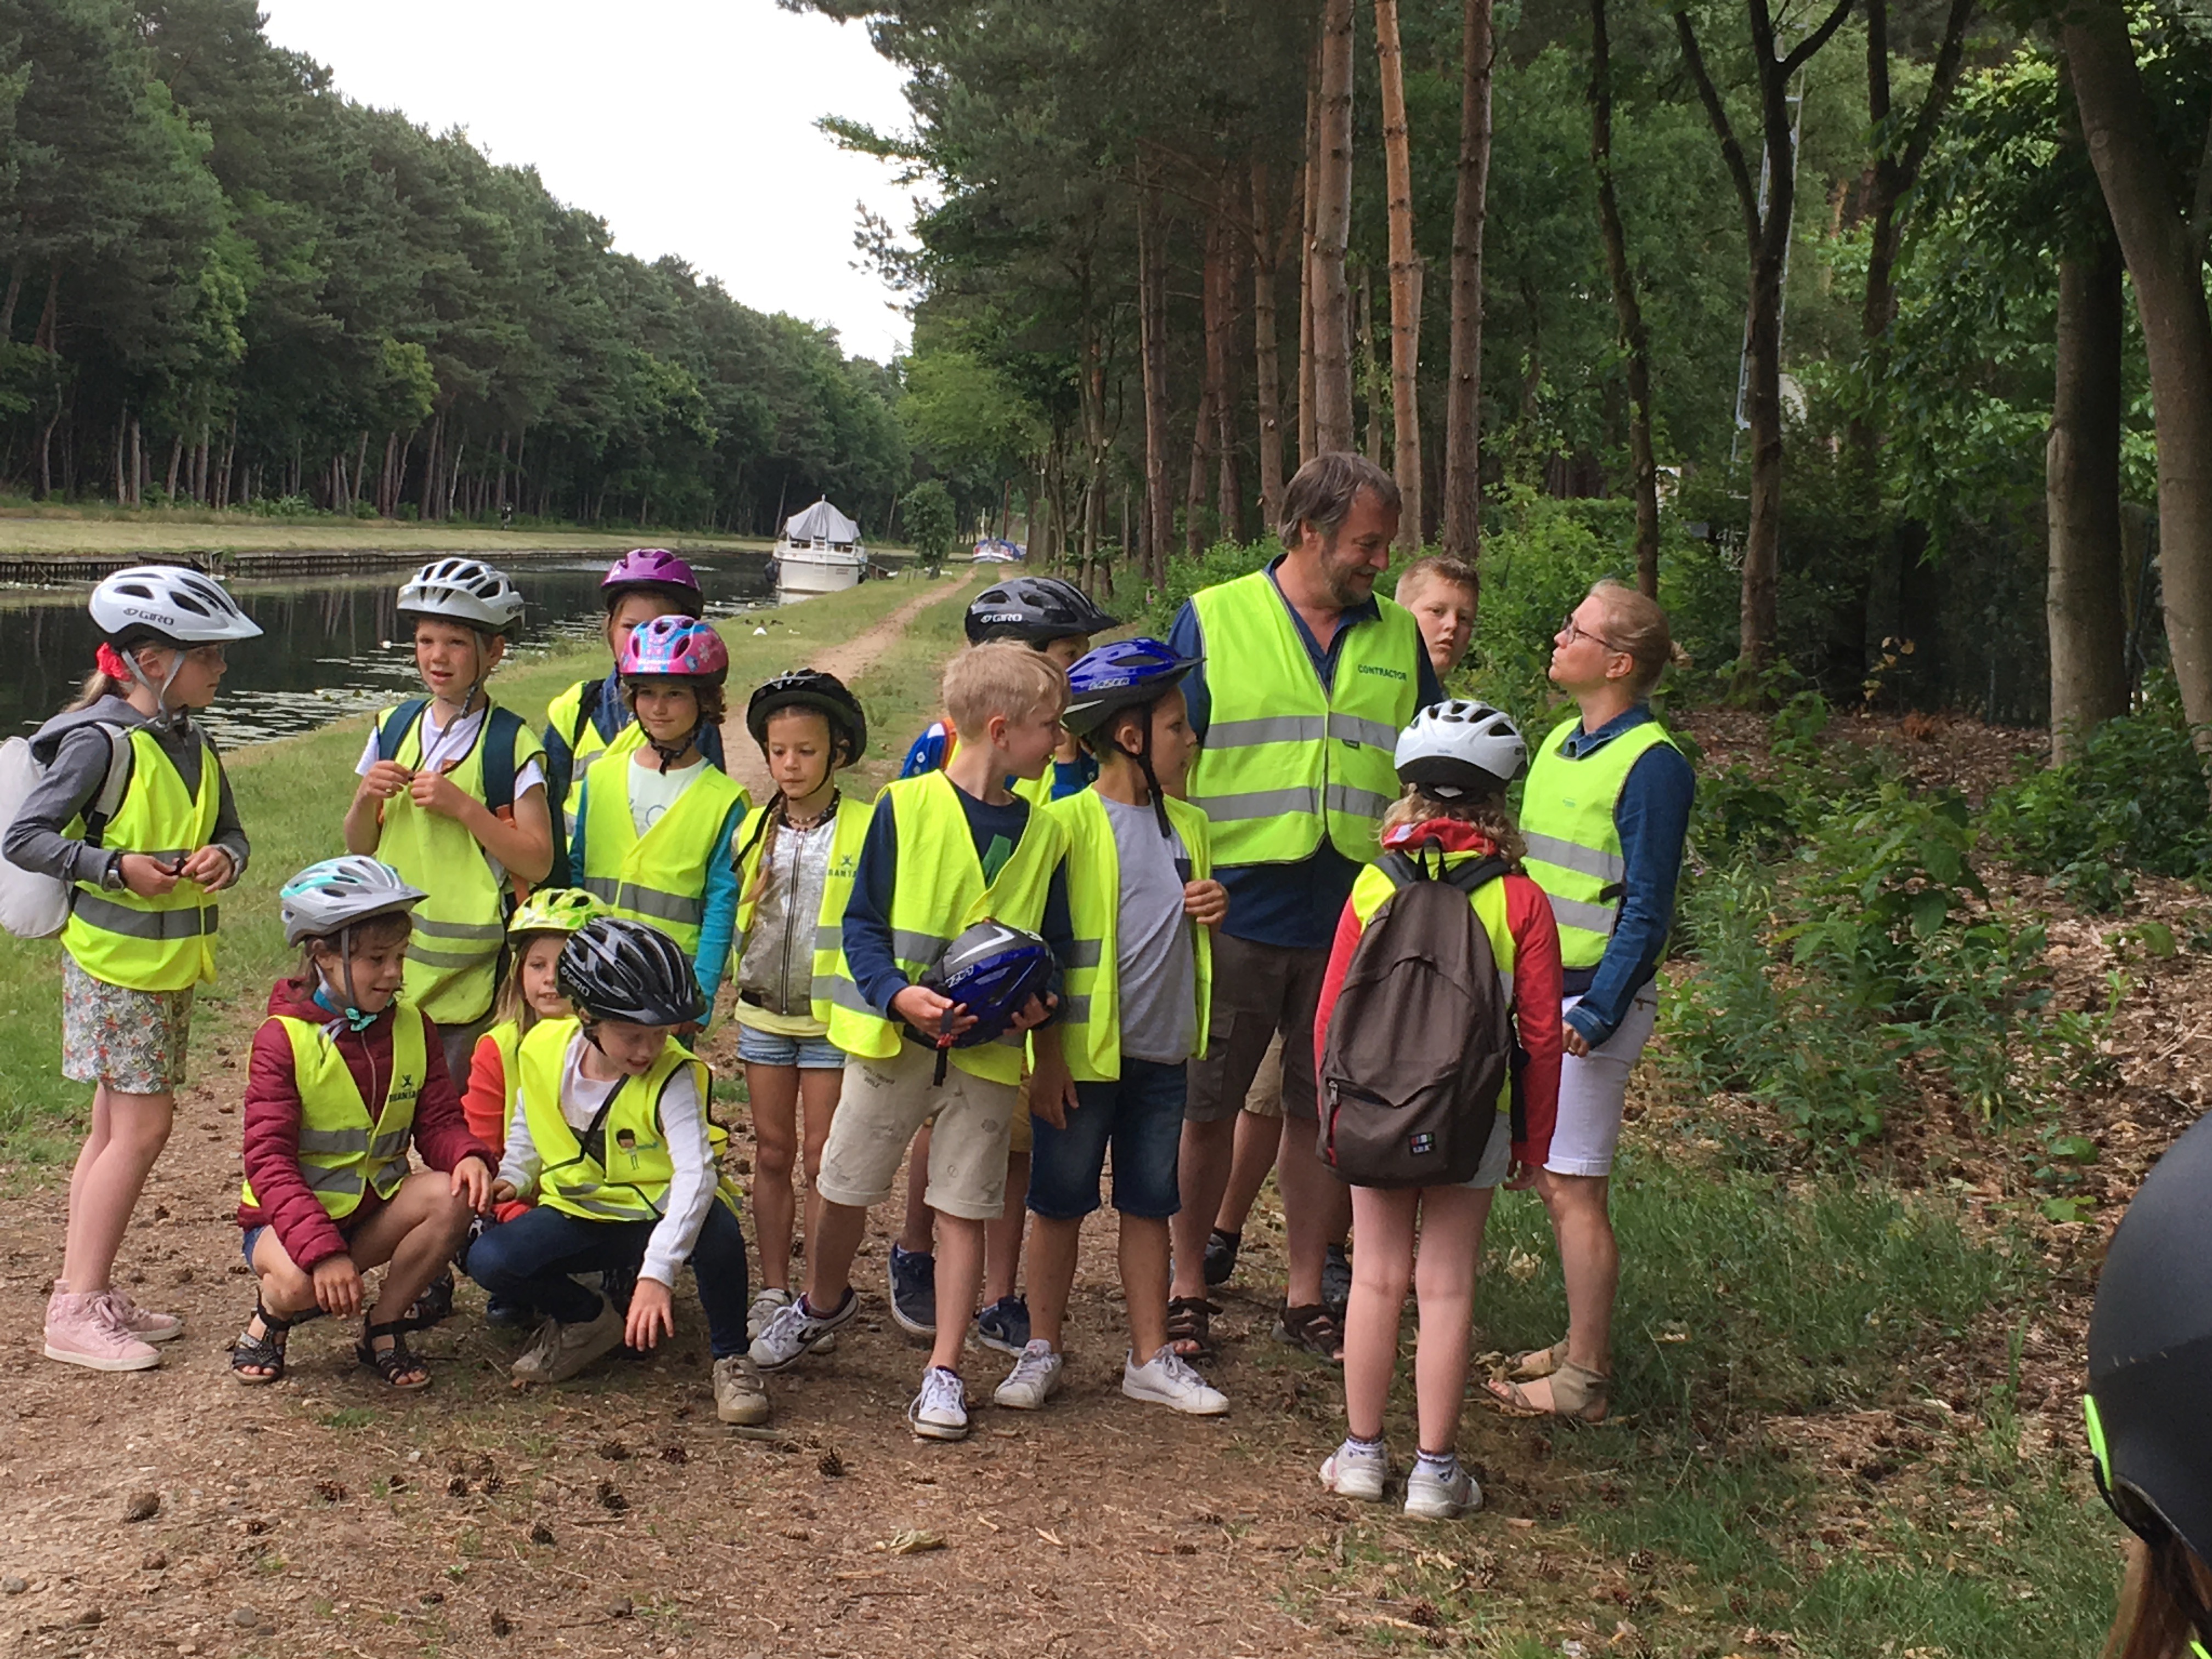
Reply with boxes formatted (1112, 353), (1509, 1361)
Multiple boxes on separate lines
(577, 753), (747, 958)
(240, 1005), (428, 1219)
(1518, 713), (1679, 969)
(731, 794), (874, 1027)
(63, 726), (224, 992)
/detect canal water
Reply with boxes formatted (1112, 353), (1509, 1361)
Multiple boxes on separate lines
(0, 552), (776, 746)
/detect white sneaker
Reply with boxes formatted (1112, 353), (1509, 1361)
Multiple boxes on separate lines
(747, 1288), (791, 1342)
(510, 1299), (625, 1384)
(748, 1289), (859, 1372)
(907, 1365), (970, 1441)
(1318, 1437), (1390, 1502)
(1122, 1345), (1229, 1415)
(713, 1354), (771, 1426)
(1404, 1459), (1482, 1519)
(992, 1340), (1064, 1410)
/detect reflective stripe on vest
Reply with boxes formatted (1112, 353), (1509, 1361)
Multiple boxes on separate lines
(1346, 855), (1518, 1115)
(730, 795), (873, 1026)
(578, 750), (745, 956)
(515, 1017), (698, 1222)
(823, 771), (1069, 1086)
(1517, 713), (1679, 969)
(547, 680), (638, 843)
(240, 1007), (428, 1220)
(1045, 789), (1213, 1083)
(376, 700), (543, 1026)
(63, 726), (223, 992)
(1182, 571), (1423, 867)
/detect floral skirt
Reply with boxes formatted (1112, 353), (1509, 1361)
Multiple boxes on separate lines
(61, 955), (194, 1093)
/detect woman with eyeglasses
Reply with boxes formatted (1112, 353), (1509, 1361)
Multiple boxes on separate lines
(2, 566), (260, 1373)
(1483, 579), (1692, 1423)
(2089, 1112), (2212, 1658)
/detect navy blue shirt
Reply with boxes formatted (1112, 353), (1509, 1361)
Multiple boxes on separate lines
(1544, 705), (1695, 1047)
(1170, 557), (1444, 951)
(844, 781), (1074, 1017)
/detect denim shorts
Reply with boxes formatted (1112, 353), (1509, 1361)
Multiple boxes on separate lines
(736, 1022), (847, 1071)
(1027, 1056), (1188, 1221)
(240, 1224), (266, 1266)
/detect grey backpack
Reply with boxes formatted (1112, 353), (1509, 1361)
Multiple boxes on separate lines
(1317, 843), (1514, 1188)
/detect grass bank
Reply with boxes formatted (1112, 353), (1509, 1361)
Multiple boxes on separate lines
(0, 508), (774, 558)
(0, 569), (970, 1164)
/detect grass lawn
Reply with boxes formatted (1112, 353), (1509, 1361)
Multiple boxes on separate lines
(0, 506), (775, 557)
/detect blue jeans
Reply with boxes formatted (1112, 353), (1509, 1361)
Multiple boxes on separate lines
(736, 1022), (847, 1070)
(463, 1200), (751, 1358)
(1027, 1056), (1188, 1220)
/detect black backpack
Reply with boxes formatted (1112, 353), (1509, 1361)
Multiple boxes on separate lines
(1317, 841), (1515, 1189)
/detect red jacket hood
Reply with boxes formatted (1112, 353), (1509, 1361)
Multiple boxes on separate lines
(1381, 817), (1503, 858)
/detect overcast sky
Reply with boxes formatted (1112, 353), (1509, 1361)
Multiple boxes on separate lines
(256, 0), (920, 364)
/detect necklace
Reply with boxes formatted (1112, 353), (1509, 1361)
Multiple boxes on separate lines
(782, 788), (839, 832)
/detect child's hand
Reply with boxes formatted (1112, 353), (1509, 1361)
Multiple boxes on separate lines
(407, 768), (471, 820)
(312, 1252), (364, 1317)
(116, 854), (180, 899)
(891, 985), (975, 1043)
(1562, 1026), (1592, 1059)
(624, 1277), (675, 1351)
(358, 760), (414, 802)
(490, 1178), (518, 1205)
(1504, 1160), (1538, 1192)
(1028, 1056), (1076, 1130)
(1007, 991), (1056, 1034)
(452, 1158), (494, 1215)
(1182, 879), (1228, 926)
(177, 846), (235, 891)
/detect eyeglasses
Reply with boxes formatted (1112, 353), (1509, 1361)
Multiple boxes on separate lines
(1559, 612), (1625, 653)
(185, 644), (228, 666)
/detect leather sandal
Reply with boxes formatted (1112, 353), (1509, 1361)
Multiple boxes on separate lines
(356, 1320), (431, 1391)
(395, 1268), (456, 1332)
(1483, 1360), (1610, 1423)
(1274, 1301), (1346, 1364)
(1506, 1338), (1570, 1381)
(1165, 1296), (1220, 1363)
(230, 1300), (316, 1385)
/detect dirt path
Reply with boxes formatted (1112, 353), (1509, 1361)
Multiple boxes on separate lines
(717, 574), (975, 800)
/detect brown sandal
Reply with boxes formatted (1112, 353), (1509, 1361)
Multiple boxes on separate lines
(1506, 1338), (1570, 1381)
(1273, 1302), (1345, 1364)
(1165, 1296), (1219, 1363)
(1484, 1361), (1610, 1423)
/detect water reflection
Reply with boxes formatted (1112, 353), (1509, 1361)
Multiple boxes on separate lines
(0, 554), (774, 746)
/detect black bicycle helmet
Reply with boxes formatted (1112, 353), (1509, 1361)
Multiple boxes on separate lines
(2087, 1111), (2212, 1572)
(557, 917), (707, 1028)
(746, 668), (868, 764)
(964, 576), (1116, 647)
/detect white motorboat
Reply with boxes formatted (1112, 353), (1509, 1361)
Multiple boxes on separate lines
(774, 498), (868, 595)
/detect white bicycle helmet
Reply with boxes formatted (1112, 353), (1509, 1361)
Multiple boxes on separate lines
(89, 566), (263, 645)
(280, 856), (427, 947)
(1395, 699), (1527, 799)
(396, 558), (524, 634)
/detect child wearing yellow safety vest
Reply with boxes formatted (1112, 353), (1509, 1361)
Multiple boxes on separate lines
(343, 560), (554, 1089)
(233, 859), (495, 1392)
(7, 566), (261, 1373)
(466, 918), (770, 1425)
(727, 670), (873, 1342)
(882, 577), (1113, 1357)
(1009, 639), (1233, 1420)
(569, 617), (747, 1024)
(749, 642), (1073, 1444)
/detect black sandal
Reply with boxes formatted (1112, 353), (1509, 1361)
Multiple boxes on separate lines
(230, 1301), (317, 1385)
(1274, 1301), (1346, 1364)
(1165, 1296), (1220, 1363)
(396, 1268), (455, 1332)
(355, 1321), (431, 1391)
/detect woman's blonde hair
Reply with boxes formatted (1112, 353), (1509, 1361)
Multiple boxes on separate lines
(1588, 578), (1682, 697)
(943, 641), (1066, 735)
(2103, 1533), (2212, 1659)
(492, 929), (571, 1036)
(1381, 785), (1526, 866)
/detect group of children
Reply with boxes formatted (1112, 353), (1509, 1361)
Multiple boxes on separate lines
(17, 546), (1562, 1521)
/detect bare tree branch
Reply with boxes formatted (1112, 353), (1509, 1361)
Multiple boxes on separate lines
(1675, 9), (1762, 244)
(1781, 0), (1857, 76)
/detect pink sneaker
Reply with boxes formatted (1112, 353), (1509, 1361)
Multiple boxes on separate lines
(43, 1289), (160, 1372)
(58, 1282), (182, 1345)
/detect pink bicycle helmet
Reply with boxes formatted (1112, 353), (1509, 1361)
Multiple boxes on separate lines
(620, 615), (729, 684)
(601, 548), (704, 614)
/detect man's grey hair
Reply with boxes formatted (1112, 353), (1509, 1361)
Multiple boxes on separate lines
(1279, 452), (1402, 548)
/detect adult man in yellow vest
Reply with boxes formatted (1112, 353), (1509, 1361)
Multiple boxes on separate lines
(1165, 453), (1442, 1364)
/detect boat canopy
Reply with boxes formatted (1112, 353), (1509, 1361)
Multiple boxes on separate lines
(782, 499), (862, 546)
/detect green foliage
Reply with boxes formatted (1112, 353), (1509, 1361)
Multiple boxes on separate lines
(901, 478), (957, 572)
(1984, 675), (2212, 910)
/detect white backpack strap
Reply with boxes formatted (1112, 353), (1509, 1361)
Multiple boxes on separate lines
(89, 725), (134, 825)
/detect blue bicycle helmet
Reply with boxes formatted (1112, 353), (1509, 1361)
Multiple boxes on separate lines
(910, 922), (1058, 1076)
(1061, 637), (1199, 738)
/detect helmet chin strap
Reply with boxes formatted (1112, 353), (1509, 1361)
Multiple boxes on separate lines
(313, 925), (380, 1034)
(1117, 715), (1190, 882)
(121, 647), (190, 732)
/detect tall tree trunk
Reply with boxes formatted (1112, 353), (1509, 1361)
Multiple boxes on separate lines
(1375, 0), (1424, 553)
(2065, 0), (2212, 757)
(1358, 264), (1384, 464)
(1442, 0), (1494, 568)
(0, 270), (21, 339)
(1312, 0), (1357, 454)
(164, 432), (183, 502)
(2048, 228), (2130, 762)
(1186, 376), (1218, 558)
(1137, 161), (1175, 582)
(32, 264), (58, 354)
(1591, 0), (1659, 595)
(1210, 193), (1246, 545)
(1678, 0), (1855, 691)
(1299, 47), (1322, 467)
(128, 416), (143, 506)
(1251, 154), (1288, 535)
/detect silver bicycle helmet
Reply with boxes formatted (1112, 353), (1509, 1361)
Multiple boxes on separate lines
(89, 566), (263, 645)
(280, 856), (427, 947)
(396, 558), (525, 634)
(1395, 699), (1527, 798)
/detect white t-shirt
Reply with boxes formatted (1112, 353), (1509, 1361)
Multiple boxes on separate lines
(625, 755), (706, 838)
(354, 702), (548, 799)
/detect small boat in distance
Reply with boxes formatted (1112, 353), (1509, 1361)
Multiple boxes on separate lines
(775, 499), (868, 596)
(971, 537), (1026, 563)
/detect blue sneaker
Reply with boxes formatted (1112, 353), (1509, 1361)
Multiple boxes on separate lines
(975, 1295), (1030, 1356)
(888, 1245), (936, 1338)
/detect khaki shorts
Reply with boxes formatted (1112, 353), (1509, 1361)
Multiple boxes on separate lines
(817, 1042), (1023, 1221)
(1242, 1034), (1285, 1119)
(925, 1080), (1032, 1154)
